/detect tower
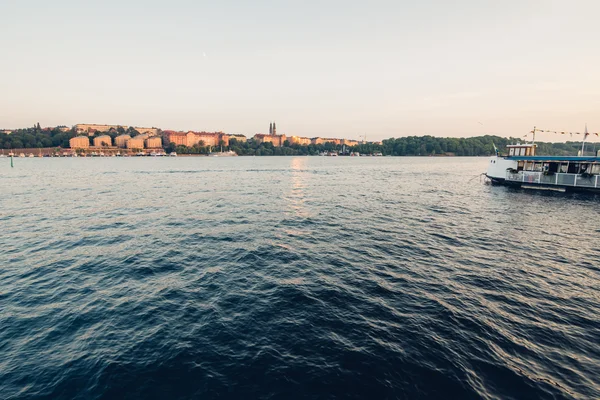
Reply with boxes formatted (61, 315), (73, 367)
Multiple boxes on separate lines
(273, 122), (276, 135)
(269, 122), (273, 135)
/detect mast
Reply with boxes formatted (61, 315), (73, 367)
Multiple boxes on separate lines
(581, 123), (588, 155)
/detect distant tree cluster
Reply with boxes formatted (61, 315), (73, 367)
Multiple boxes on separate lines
(377, 135), (597, 156)
(0, 124), (76, 149)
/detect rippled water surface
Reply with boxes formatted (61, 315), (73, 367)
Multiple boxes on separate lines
(1, 157), (599, 399)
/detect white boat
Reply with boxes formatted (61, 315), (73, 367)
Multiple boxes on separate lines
(210, 150), (237, 157)
(486, 136), (600, 193)
(19, 153), (25, 158)
(28, 153), (34, 158)
(170, 152), (177, 157)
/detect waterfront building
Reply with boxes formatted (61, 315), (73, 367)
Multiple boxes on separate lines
(289, 136), (312, 145)
(115, 134), (131, 148)
(135, 133), (151, 140)
(311, 137), (325, 145)
(93, 135), (112, 147)
(145, 136), (162, 148)
(69, 136), (90, 149)
(229, 134), (247, 143)
(342, 139), (360, 146)
(127, 137), (145, 149)
(75, 124), (158, 136)
(253, 133), (287, 147)
(163, 131), (187, 146)
(164, 131), (230, 147)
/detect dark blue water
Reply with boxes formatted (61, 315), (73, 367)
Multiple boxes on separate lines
(1, 157), (599, 399)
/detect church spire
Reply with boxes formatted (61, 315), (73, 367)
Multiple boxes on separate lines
(269, 122), (272, 135)
(273, 122), (276, 135)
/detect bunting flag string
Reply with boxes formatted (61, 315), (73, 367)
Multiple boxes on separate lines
(532, 128), (599, 136)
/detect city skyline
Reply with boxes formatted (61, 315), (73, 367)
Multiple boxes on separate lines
(1, 1), (600, 141)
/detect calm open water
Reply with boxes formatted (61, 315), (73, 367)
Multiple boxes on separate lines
(1, 156), (599, 399)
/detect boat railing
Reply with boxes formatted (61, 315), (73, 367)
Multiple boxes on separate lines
(505, 171), (600, 188)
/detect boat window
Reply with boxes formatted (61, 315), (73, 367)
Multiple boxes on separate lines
(548, 163), (559, 173)
(533, 162), (543, 172)
(517, 161), (524, 171)
(560, 163), (568, 173)
(509, 148), (515, 156)
(591, 164), (600, 174)
(567, 163), (579, 174)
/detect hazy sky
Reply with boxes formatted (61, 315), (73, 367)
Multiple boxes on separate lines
(1, 0), (599, 141)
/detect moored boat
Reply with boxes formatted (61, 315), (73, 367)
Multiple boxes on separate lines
(486, 140), (600, 193)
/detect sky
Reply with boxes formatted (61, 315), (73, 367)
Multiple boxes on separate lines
(1, 0), (599, 141)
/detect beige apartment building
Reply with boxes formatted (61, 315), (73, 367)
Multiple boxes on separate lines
(145, 136), (162, 148)
(229, 134), (247, 143)
(253, 134), (287, 147)
(93, 135), (112, 147)
(115, 134), (131, 148)
(69, 136), (90, 149)
(289, 136), (312, 145)
(127, 137), (145, 149)
(163, 131), (230, 147)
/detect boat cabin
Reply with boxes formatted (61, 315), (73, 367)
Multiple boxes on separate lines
(517, 160), (600, 175)
(507, 144), (537, 157)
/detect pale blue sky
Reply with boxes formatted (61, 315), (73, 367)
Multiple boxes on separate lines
(1, 0), (599, 140)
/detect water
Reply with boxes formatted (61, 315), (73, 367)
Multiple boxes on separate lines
(1, 157), (599, 399)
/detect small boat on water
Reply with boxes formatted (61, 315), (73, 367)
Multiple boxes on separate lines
(170, 152), (177, 157)
(210, 150), (237, 157)
(486, 128), (600, 193)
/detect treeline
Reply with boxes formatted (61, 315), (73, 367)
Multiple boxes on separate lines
(0, 125), (76, 149)
(170, 139), (355, 156)
(377, 135), (598, 156)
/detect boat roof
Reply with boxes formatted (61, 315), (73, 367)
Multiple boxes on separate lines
(506, 156), (600, 162)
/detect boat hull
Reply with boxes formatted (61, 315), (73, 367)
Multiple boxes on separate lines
(486, 175), (600, 193)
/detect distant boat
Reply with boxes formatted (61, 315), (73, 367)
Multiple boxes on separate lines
(19, 153), (25, 158)
(210, 150), (237, 157)
(170, 152), (177, 157)
(28, 153), (34, 158)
